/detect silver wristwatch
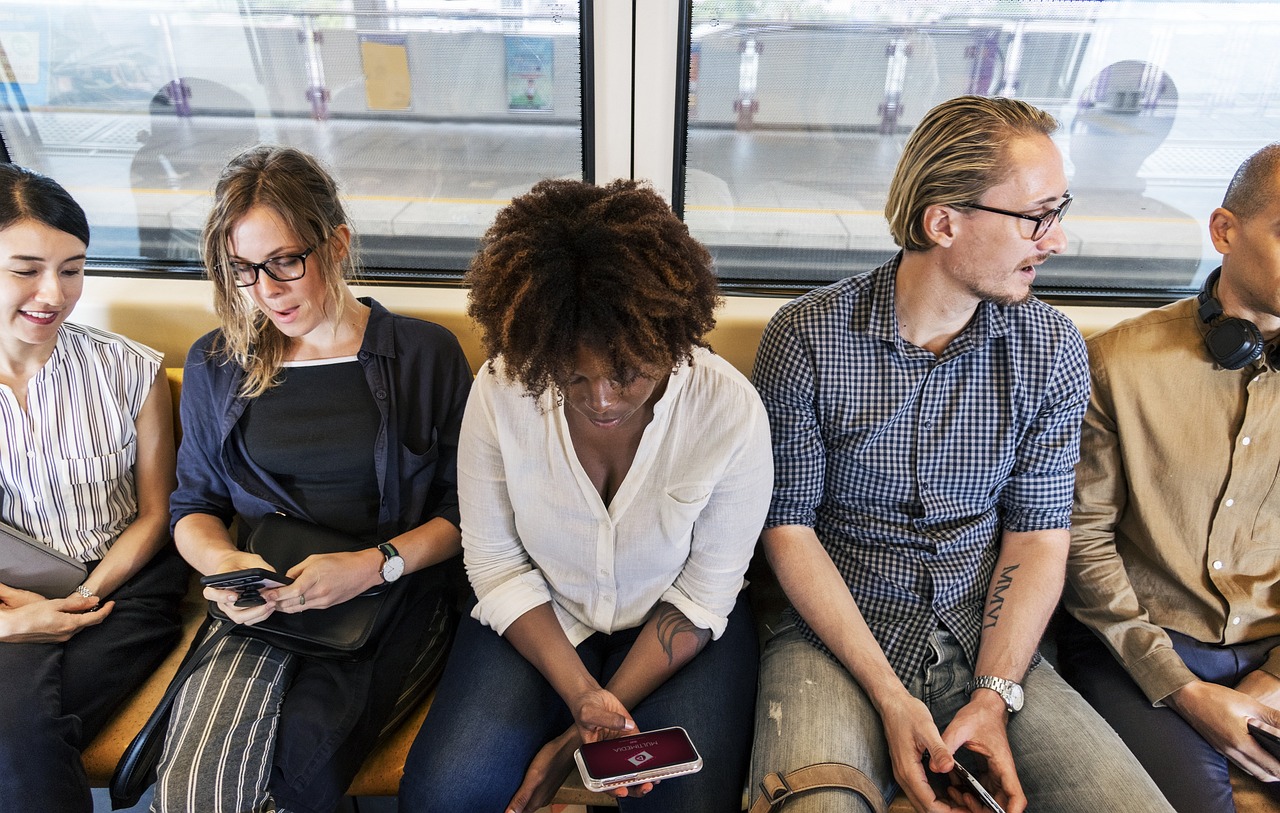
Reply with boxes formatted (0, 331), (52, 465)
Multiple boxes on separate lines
(377, 542), (405, 583)
(968, 675), (1024, 713)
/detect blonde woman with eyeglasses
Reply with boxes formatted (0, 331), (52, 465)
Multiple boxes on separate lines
(152, 145), (471, 813)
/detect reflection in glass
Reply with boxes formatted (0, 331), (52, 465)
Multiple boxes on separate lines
(682, 1), (1279, 299)
(0, 1), (585, 277)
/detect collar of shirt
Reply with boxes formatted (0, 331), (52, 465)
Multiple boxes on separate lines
(861, 252), (1011, 360)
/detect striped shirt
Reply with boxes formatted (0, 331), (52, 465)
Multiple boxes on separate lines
(754, 254), (1089, 681)
(0, 323), (162, 562)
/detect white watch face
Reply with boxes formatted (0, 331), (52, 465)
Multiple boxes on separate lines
(1007, 682), (1024, 712)
(381, 555), (405, 583)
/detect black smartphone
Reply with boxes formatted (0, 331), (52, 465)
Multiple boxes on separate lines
(200, 568), (293, 607)
(1248, 722), (1280, 760)
(574, 726), (702, 792)
(925, 751), (1007, 813)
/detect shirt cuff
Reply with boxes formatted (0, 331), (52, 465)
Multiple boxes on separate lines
(471, 570), (552, 636)
(1129, 646), (1199, 706)
(659, 586), (731, 640)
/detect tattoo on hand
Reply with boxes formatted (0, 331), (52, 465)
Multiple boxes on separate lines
(654, 604), (712, 665)
(983, 564), (1020, 629)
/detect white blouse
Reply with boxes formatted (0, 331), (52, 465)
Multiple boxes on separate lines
(0, 323), (161, 562)
(460, 347), (773, 644)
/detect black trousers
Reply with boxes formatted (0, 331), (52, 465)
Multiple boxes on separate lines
(0, 547), (187, 813)
(1057, 613), (1280, 813)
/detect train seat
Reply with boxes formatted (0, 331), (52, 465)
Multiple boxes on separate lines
(76, 306), (1273, 813)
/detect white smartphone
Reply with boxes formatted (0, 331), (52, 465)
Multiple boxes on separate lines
(573, 726), (703, 793)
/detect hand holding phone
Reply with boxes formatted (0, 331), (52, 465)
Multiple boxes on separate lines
(925, 751), (1007, 813)
(1248, 722), (1280, 761)
(200, 568), (293, 608)
(574, 726), (702, 793)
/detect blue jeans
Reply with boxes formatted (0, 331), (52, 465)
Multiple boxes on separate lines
(1058, 615), (1280, 813)
(750, 624), (1176, 813)
(399, 596), (757, 813)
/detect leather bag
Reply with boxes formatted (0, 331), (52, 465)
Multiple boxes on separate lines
(208, 512), (396, 661)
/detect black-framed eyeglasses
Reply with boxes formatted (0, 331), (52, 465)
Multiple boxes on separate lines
(229, 247), (315, 287)
(958, 193), (1073, 241)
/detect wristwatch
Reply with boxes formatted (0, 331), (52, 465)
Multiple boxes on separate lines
(968, 675), (1024, 713)
(377, 542), (405, 583)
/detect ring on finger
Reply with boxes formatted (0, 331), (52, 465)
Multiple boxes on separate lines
(298, 593), (306, 606)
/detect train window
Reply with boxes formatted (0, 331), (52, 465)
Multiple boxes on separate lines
(0, 0), (587, 281)
(676, 1), (1279, 303)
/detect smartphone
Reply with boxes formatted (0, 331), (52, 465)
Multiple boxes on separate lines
(925, 752), (1006, 813)
(574, 726), (702, 793)
(949, 760), (1007, 813)
(200, 568), (293, 607)
(1248, 722), (1280, 760)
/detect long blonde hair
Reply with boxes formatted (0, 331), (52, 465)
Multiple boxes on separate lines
(885, 96), (1059, 252)
(202, 146), (358, 398)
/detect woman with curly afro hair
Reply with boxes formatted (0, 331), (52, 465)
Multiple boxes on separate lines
(400, 179), (773, 813)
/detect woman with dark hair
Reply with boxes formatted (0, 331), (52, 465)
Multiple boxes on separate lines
(0, 164), (187, 811)
(152, 145), (471, 813)
(400, 178), (772, 813)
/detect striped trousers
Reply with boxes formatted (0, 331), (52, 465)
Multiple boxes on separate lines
(152, 628), (297, 813)
(151, 587), (453, 813)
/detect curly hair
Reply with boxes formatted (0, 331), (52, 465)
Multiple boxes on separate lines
(466, 178), (721, 398)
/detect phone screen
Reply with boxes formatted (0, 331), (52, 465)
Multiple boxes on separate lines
(577, 727), (699, 782)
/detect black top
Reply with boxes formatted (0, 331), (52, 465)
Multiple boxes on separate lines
(240, 358), (381, 538)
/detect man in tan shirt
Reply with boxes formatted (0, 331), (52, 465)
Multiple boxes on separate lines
(1062, 142), (1280, 812)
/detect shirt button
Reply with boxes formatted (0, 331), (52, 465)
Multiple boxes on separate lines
(27, 451), (35, 459)
(1213, 561), (1223, 570)
(1243, 437), (1252, 446)
(1225, 498), (1235, 507)
(1233, 616), (1242, 625)
(375, 389), (387, 400)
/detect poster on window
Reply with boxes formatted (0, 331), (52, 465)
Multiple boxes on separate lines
(505, 36), (552, 113)
(360, 34), (411, 111)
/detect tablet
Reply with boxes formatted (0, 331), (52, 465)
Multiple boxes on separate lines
(0, 520), (88, 598)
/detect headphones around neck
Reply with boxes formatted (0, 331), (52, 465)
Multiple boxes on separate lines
(1197, 266), (1265, 369)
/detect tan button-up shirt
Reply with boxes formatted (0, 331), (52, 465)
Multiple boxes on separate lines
(1066, 297), (1280, 703)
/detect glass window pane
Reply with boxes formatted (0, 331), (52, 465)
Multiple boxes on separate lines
(682, 1), (1278, 299)
(0, 0), (583, 279)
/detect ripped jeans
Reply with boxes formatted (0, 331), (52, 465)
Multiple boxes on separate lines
(749, 624), (1175, 813)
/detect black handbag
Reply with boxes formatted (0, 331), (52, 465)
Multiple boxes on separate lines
(208, 512), (397, 661)
(110, 513), (399, 808)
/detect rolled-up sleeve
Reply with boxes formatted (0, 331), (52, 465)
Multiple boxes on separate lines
(661, 384), (773, 638)
(753, 309), (825, 531)
(459, 367), (554, 634)
(1000, 325), (1090, 532)
(169, 337), (235, 534)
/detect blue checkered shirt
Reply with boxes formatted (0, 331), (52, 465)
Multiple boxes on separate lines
(753, 254), (1089, 682)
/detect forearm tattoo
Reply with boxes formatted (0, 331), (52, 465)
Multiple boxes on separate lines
(654, 604), (712, 666)
(983, 563), (1020, 629)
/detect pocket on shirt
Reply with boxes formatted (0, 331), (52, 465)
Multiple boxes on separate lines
(58, 443), (136, 485)
(659, 482), (714, 540)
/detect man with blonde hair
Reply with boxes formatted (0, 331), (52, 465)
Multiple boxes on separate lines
(748, 96), (1172, 813)
(1061, 143), (1280, 812)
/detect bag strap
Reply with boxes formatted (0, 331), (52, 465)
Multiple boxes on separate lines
(109, 618), (237, 809)
(750, 762), (888, 813)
